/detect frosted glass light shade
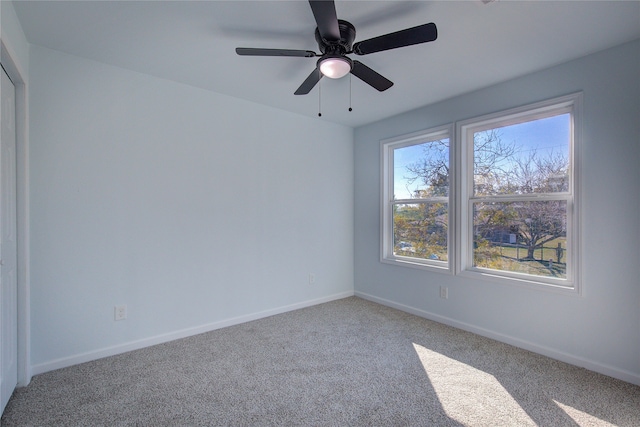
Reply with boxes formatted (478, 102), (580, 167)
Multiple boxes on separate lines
(319, 57), (351, 79)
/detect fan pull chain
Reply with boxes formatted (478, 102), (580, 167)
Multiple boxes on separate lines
(318, 79), (322, 117)
(349, 74), (353, 112)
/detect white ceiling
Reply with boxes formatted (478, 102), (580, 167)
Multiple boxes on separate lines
(12, 0), (640, 128)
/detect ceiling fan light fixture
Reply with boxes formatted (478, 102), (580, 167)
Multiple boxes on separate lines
(236, 1), (438, 95)
(319, 56), (352, 79)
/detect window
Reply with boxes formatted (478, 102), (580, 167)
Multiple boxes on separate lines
(459, 94), (580, 290)
(381, 125), (453, 271)
(381, 93), (581, 291)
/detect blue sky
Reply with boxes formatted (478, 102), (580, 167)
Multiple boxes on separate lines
(393, 113), (570, 200)
(497, 113), (570, 156)
(393, 139), (449, 200)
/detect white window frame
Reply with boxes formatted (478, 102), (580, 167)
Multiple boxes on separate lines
(381, 124), (454, 273)
(457, 93), (582, 292)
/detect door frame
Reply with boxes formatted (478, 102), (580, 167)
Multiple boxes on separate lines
(1, 38), (31, 387)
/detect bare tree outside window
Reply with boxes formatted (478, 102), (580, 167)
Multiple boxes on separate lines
(391, 136), (450, 264)
(382, 94), (579, 288)
(402, 114), (571, 279)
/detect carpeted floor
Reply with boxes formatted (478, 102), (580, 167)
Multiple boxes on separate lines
(2, 297), (639, 426)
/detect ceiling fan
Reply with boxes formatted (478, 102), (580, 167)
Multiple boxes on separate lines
(236, 0), (437, 95)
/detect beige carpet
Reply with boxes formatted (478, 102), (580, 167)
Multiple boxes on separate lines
(2, 297), (639, 426)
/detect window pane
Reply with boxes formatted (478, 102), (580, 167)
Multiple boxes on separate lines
(394, 138), (449, 199)
(393, 203), (448, 261)
(473, 201), (567, 279)
(474, 114), (570, 196)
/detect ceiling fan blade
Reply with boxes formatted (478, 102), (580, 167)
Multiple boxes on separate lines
(236, 48), (317, 57)
(352, 22), (437, 55)
(294, 68), (323, 95)
(309, 0), (340, 41)
(351, 61), (393, 92)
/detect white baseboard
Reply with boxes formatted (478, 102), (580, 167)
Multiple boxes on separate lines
(31, 291), (354, 377)
(355, 291), (640, 386)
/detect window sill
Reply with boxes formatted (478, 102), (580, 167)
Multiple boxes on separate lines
(381, 256), (453, 275)
(458, 267), (580, 295)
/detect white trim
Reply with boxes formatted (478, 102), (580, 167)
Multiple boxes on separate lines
(570, 92), (582, 295)
(380, 124), (454, 273)
(1, 39), (31, 387)
(31, 291), (354, 376)
(457, 93), (582, 293)
(355, 291), (640, 386)
(456, 268), (577, 296)
(457, 94), (579, 135)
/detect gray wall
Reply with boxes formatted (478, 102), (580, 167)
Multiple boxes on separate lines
(354, 39), (640, 384)
(4, 0), (639, 385)
(1, 0), (29, 76)
(28, 45), (354, 372)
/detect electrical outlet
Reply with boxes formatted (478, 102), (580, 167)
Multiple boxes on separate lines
(309, 273), (316, 285)
(114, 304), (127, 321)
(439, 286), (448, 299)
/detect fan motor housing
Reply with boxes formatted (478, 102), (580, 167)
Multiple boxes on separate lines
(315, 20), (356, 55)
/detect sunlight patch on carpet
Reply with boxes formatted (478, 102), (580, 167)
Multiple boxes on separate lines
(413, 343), (536, 426)
(553, 400), (617, 426)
